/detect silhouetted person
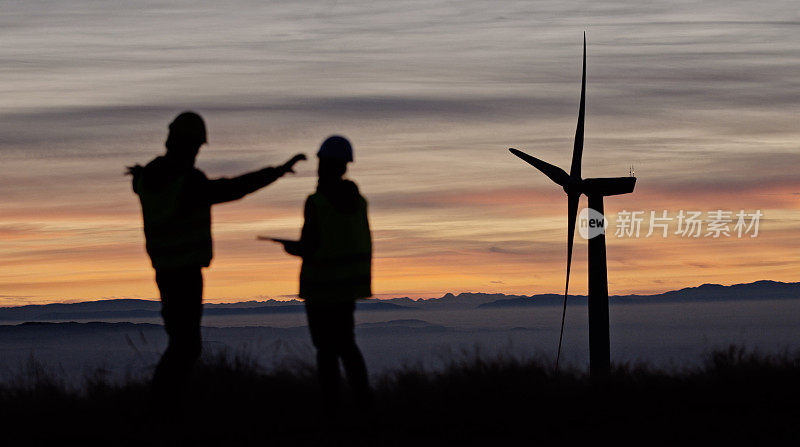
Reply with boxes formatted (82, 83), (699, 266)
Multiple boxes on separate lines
(128, 111), (305, 401)
(276, 135), (372, 412)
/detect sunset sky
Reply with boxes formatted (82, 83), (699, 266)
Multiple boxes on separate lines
(1, 1), (798, 306)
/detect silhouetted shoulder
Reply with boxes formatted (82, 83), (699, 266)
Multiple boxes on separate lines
(136, 156), (208, 192)
(315, 179), (364, 213)
(139, 157), (175, 190)
(344, 179), (361, 195)
(348, 180), (368, 208)
(188, 167), (208, 184)
(143, 155), (167, 173)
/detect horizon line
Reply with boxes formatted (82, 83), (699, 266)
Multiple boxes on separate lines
(1, 278), (796, 308)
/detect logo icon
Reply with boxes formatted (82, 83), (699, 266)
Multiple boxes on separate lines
(578, 207), (607, 239)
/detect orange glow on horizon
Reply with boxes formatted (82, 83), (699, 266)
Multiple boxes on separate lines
(2, 192), (797, 306)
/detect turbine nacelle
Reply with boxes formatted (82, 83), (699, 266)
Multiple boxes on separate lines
(580, 176), (636, 197)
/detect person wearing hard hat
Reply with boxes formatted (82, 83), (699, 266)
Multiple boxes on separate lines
(276, 135), (373, 412)
(128, 111), (306, 400)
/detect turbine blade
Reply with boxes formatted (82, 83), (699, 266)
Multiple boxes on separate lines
(555, 191), (580, 371)
(509, 148), (570, 187)
(566, 191), (579, 284)
(570, 33), (586, 180)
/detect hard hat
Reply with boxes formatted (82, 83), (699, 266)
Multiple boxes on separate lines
(317, 135), (353, 162)
(169, 111), (207, 145)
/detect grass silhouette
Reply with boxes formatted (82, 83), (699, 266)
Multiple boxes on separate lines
(2, 346), (799, 445)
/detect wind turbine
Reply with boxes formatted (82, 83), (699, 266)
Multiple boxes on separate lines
(509, 34), (636, 376)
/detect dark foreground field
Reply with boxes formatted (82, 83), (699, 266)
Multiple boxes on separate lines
(2, 346), (799, 446)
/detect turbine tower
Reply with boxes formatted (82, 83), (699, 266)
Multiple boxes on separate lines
(509, 34), (636, 376)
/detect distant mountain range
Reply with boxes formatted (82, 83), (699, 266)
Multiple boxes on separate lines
(477, 280), (800, 308)
(0, 280), (797, 322)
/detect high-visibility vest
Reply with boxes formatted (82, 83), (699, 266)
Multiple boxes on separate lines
(299, 192), (372, 301)
(136, 168), (213, 270)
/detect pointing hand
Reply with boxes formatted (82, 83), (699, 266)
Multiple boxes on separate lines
(281, 153), (307, 174)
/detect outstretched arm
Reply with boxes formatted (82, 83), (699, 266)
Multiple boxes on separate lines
(206, 153), (306, 204)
